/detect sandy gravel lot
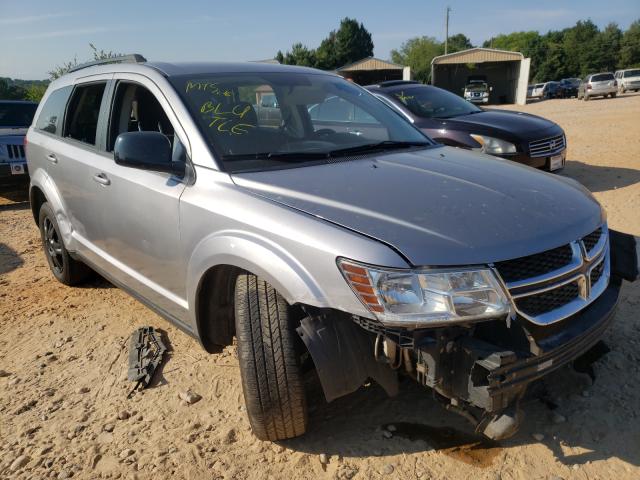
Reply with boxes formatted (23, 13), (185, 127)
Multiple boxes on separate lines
(1, 94), (639, 480)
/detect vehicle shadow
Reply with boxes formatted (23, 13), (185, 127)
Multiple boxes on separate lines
(0, 183), (30, 211)
(282, 351), (639, 469)
(0, 243), (24, 275)
(561, 160), (640, 193)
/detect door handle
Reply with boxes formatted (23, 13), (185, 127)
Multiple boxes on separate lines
(46, 153), (58, 164)
(92, 173), (111, 186)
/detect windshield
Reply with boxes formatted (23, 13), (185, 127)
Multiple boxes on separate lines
(171, 73), (431, 172)
(0, 102), (37, 128)
(624, 69), (640, 78)
(390, 86), (481, 119)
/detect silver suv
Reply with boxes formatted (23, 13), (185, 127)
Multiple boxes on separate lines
(578, 72), (618, 100)
(26, 56), (637, 442)
(614, 68), (640, 93)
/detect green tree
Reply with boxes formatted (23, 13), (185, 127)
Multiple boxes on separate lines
(447, 33), (473, 53)
(619, 19), (640, 67)
(390, 36), (444, 83)
(315, 32), (338, 70)
(275, 18), (373, 70)
(333, 17), (374, 67)
(595, 23), (622, 72)
(25, 84), (47, 102)
(281, 43), (316, 67)
(0, 79), (26, 100)
(562, 20), (600, 77)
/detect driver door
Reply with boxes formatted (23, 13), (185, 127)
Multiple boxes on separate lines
(89, 74), (191, 323)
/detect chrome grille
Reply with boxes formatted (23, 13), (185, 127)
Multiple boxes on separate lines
(496, 225), (609, 325)
(529, 134), (565, 158)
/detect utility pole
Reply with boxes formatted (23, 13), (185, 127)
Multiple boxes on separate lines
(445, 6), (451, 55)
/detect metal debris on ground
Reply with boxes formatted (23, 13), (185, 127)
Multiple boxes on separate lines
(127, 326), (167, 398)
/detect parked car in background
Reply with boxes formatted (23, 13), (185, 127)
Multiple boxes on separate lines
(0, 100), (38, 181)
(614, 68), (640, 93)
(27, 57), (638, 444)
(526, 84), (535, 98)
(543, 81), (562, 99)
(367, 81), (567, 171)
(578, 73), (617, 101)
(463, 80), (491, 104)
(530, 83), (546, 100)
(559, 78), (581, 98)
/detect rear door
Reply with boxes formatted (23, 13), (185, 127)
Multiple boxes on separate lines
(86, 74), (191, 322)
(45, 76), (113, 251)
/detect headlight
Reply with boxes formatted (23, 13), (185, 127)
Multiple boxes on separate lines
(470, 134), (516, 154)
(338, 259), (511, 328)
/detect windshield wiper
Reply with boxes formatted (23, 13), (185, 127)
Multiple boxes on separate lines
(329, 140), (431, 157)
(222, 151), (329, 162)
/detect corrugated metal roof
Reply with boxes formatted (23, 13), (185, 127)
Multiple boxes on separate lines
(337, 57), (405, 72)
(431, 48), (523, 65)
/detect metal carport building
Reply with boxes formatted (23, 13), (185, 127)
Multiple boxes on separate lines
(431, 48), (530, 105)
(335, 57), (411, 85)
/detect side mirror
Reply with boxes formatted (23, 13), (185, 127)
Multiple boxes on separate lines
(114, 131), (184, 177)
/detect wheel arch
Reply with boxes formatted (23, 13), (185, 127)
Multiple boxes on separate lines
(188, 232), (329, 352)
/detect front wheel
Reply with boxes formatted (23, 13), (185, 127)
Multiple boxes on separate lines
(38, 202), (91, 285)
(234, 273), (308, 441)
(611, 92), (617, 98)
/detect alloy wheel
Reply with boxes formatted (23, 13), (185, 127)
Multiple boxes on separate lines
(43, 217), (64, 275)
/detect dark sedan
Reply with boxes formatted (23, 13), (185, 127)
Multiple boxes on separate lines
(559, 78), (581, 98)
(366, 81), (566, 172)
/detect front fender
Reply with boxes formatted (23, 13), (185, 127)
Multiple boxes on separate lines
(186, 229), (330, 328)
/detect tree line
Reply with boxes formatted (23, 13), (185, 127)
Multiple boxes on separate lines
(277, 18), (640, 83)
(2, 18), (639, 102)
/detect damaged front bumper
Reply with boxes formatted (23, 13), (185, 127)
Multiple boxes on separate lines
(297, 231), (637, 440)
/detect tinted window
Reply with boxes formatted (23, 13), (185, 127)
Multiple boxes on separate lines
(35, 87), (72, 134)
(624, 69), (640, 78)
(390, 86), (481, 119)
(108, 82), (175, 151)
(65, 83), (106, 145)
(0, 102), (38, 128)
(591, 73), (614, 82)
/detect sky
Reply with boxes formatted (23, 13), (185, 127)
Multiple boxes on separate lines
(1, 0), (638, 79)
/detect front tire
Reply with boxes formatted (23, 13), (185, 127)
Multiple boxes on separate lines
(234, 273), (308, 441)
(38, 202), (91, 286)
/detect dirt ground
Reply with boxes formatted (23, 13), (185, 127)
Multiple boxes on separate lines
(1, 94), (639, 480)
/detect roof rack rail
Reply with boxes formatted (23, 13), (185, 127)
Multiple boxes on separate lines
(67, 54), (147, 74)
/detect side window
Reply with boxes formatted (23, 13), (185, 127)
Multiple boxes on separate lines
(35, 86), (73, 135)
(109, 82), (175, 149)
(109, 82), (183, 163)
(65, 83), (107, 145)
(314, 96), (353, 122)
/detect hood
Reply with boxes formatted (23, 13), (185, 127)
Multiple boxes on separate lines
(232, 147), (603, 267)
(444, 110), (559, 139)
(0, 127), (28, 142)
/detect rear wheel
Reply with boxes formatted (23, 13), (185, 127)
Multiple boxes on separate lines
(234, 273), (308, 441)
(611, 92), (617, 98)
(584, 94), (590, 101)
(38, 202), (91, 285)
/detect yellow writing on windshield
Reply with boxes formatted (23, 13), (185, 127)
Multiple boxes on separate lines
(395, 91), (414, 104)
(186, 81), (221, 94)
(200, 101), (254, 136)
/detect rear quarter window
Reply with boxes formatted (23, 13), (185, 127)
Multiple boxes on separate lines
(35, 86), (73, 135)
(591, 74), (614, 82)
